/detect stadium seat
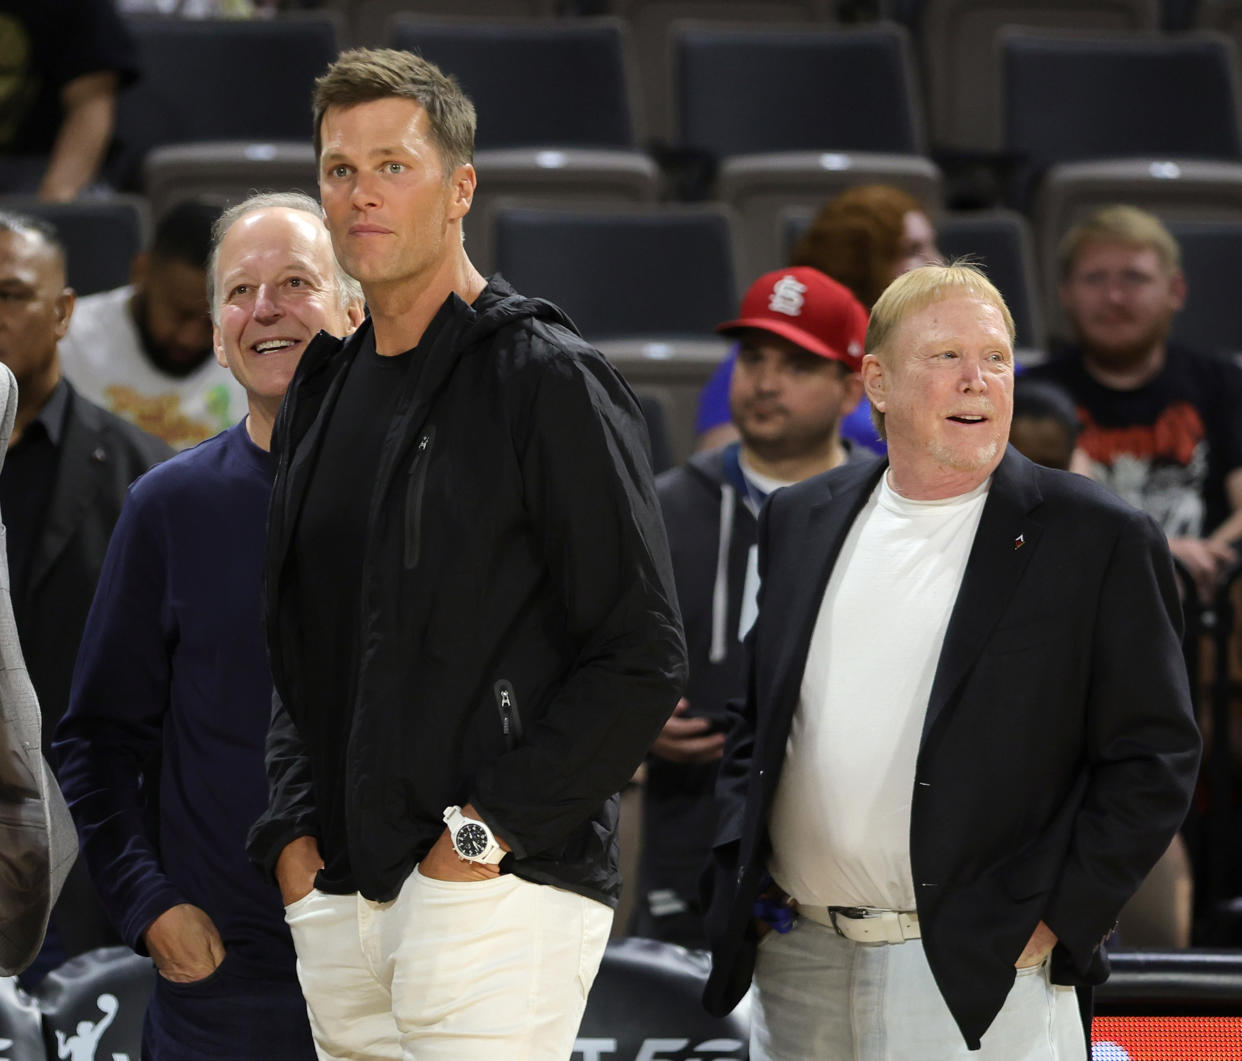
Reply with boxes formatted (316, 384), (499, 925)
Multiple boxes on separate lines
(111, 14), (341, 191)
(492, 204), (740, 342)
(674, 23), (925, 160)
(388, 17), (642, 150)
(342, 0), (555, 48)
(468, 148), (661, 277)
(919, 0), (1160, 153)
(611, 0), (834, 146)
(1165, 219), (1242, 360)
(1001, 30), (1242, 204)
(142, 143), (319, 219)
(0, 196), (149, 296)
(719, 151), (942, 278)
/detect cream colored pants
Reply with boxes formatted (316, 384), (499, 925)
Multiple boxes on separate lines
(284, 866), (613, 1061)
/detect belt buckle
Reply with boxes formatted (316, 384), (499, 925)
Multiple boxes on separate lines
(827, 906), (870, 938)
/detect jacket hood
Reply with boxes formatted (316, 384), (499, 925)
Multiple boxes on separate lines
(460, 273), (582, 347)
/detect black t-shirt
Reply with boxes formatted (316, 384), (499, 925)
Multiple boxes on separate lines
(292, 334), (419, 892)
(0, 0), (137, 155)
(1029, 343), (1242, 537)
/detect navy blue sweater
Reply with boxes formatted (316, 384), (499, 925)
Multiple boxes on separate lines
(55, 421), (295, 979)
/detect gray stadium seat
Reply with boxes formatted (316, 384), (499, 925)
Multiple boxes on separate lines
(0, 196), (149, 296)
(142, 143), (319, 219)
(388, 17), (642, 150)
(1001, 30), (1242, 204)
(468, 149), (661, 277)
(1165, 219), (1242, 360)
(718, 151), (942, 279)
(491, 204), (740, 342)
(111, 14), (341, 191)
(674, 23), (925, 160)
(920, 0), (1159, 153)
(341, 0), (554, 48)
(611, 0), (834, 146)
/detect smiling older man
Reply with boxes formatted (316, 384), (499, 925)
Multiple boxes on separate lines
(54, 192), (363, 1060)
(702, 262), (1200, 1059)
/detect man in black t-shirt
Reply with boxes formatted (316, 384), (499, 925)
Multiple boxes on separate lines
(1029, 205), (1242, 601)
(0, 0), (137, 199)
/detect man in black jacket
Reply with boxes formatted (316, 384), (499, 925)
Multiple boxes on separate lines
(702, 263), (1199, 1057)
(245, 48), (686, 1059)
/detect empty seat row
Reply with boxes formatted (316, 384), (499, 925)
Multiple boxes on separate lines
(10, 186), (1242, 365)
(109, 14), (1242, 226)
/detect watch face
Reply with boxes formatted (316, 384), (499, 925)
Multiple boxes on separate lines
(456, 822), (489, 858)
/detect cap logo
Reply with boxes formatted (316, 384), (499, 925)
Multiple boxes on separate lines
(848, 340), (862, 358)
(768, 275), (806, 318)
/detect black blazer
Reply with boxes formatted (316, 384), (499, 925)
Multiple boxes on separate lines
(702, 446), (1201, 1049)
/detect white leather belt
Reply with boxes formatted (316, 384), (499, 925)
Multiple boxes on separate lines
(798, 905), (921, 943)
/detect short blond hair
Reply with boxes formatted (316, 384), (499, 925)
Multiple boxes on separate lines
(866, 262), (1015, 438)
(1058, 204), (1181, 279)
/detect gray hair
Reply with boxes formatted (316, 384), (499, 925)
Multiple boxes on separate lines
(207, 191), (363, 325)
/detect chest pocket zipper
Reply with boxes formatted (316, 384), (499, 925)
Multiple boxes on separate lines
(494, 680), (524, 749)
(404, 427), (435, 569)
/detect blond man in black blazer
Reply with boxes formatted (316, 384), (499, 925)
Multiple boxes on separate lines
(703, 263), (1200, 1058)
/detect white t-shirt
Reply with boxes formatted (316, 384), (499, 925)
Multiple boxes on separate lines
(60, 285), (246, 450)
(767, 472), (990, 910)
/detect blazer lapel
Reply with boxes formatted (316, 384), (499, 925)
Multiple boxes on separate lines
(921, 447), (1045, 744)
(25, 396), (102, 602)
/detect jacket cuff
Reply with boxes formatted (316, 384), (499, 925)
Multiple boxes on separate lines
(122, 883), (189, 956)
(245, 813), (320, 883)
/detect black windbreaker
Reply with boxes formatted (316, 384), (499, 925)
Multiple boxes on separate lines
(247, 277), (687, 905)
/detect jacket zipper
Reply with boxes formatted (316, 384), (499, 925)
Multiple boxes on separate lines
(494, 680), (524, 749)
(403, 426), (435, 569)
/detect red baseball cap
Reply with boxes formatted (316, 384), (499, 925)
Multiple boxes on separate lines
(716, 267), (868, 371)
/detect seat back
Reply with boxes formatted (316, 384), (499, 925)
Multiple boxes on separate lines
(492, 204), (739, 342)
(1165, 219), (1242, 359)
(921, 0), (1159, 152)
(111, 15), (340, 189)
(674, 23), (924, 160)
(612, 0), (833, 145)
(718, 151), (942, 278)
(1001, 29), (1242, 192)
(1, 196), (149, 296)
(388, 17), (641, 150)
(142, 142), (320, 219)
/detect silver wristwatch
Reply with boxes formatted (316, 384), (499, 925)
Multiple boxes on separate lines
(442, 805), (505, 865)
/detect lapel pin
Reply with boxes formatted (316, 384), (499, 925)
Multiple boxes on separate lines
(1014, 533), (1025, 551)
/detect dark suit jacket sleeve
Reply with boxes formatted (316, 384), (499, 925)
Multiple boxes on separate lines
(245, 689), (321, 880)
(52, 486), (184, 953)
(1043, 507), (1201, 974)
